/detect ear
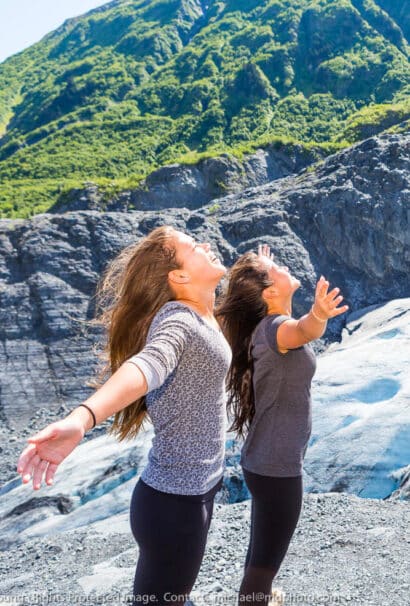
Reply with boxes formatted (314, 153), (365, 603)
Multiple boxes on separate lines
(168, 269), (190, 285)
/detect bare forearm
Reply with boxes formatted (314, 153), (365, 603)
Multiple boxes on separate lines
(67, 363), (148, 432)
(297, 303), (328, 341)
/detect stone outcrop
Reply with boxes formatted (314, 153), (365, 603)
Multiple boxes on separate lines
(0, 133), (408, 433)
(50, 142), (323, 213)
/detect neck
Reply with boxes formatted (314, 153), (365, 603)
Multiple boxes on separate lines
(176, 287), (216, 317)
(266, 296), (293, 317)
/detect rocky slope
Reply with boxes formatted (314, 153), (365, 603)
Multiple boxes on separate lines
(50, 141), (323, 212)
(0, 131), (409, 605)
(0, 298), (407, 555)
(1, 0), (410, 217)
(0, 132), (408, 440)
(0, 297), (408, 575)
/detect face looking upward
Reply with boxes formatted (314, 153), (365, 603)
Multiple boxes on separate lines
(258, 255), (301, 301)
(168, 230), (227, 289)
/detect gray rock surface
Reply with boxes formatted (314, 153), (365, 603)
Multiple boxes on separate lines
(0, 133), (408, 446)
(50, 143), (323, 213)
(1, 132), (409, 605)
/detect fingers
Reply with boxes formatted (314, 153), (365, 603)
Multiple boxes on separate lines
(21, 453), (41, 484)
(258, 244), (274, 260)
(18, 426), (61, 489)
(18, 429), (57, 486)
(332, 304), (349, 316)
(19, 453), (56, 489)
(315, 275), (329, 298)
(17, 444), (37, 473)
(325, 287), (349, 313)
(32, 459), (49, 490)
(325, 286), (340, 300)
(326, 290), (344, 309)
(45, 463), (58, 486)
(315, 276), (349, 318)
(17, 443), (37, 474)
(325, 298), (349, 316)
(331, 295), (344, 308)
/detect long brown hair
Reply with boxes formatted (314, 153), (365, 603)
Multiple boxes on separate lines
(216, 252), (273, 437)
(89, 225), (180, 441)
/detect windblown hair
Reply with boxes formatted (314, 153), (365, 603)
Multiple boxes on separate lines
(88, 225), (181, 441)
(216, 252), (273, 438)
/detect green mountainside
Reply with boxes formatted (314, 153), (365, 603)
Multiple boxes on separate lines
(0, 0), (409, 218)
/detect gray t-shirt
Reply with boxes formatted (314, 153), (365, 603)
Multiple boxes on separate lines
(125, 301), (232, 495)
(241, 313), (317, 477)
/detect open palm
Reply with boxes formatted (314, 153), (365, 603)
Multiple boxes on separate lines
(313, 276), (349, 319)
(16, 418), (85, 490)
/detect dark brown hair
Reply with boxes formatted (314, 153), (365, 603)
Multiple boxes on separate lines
(89, 225), (181, 441)
(216, 252), (273, 437)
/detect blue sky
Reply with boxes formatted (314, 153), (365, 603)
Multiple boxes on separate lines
(0, 0), (111, 63)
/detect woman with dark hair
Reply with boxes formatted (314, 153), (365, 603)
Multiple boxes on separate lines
(216, 244), (348, 605)
(16, 226), (231, 605)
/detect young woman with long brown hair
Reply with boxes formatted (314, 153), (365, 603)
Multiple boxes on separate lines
(16, 225), (231, 605)
(216, 244), (348, 605)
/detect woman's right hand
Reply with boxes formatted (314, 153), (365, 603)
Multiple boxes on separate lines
(16, 417), (86, 490)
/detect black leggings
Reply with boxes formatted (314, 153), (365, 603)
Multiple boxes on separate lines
(239, 468), (303, 605)
(129, 476), (223, 605)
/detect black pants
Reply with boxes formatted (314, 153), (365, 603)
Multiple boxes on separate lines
(129, 476), (223, 605)
(239, 468), (303, 605)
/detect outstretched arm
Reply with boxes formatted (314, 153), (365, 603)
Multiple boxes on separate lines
(257, 243), (348, 350)
(17, 363), (148, 490)
(68, 362), (148, 431)
(277, 275), (349, 350)
(17, 304), (192, 491)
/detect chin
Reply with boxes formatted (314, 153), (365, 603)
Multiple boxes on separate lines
(206, 264), (226, 285)
(213, 259), (226, 272)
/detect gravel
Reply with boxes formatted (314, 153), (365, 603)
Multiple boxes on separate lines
(1, 412), (409, 606)
(0, 489), (408, 606)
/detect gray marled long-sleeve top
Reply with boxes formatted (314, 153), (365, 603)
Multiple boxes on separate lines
(125, 301), (232, 495)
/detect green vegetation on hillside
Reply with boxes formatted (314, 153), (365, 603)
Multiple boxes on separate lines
(0, 0), (409, 218)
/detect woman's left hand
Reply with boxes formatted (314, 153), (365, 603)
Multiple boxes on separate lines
(313, 276), (349, 320)
(258, 244), (274, 261)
